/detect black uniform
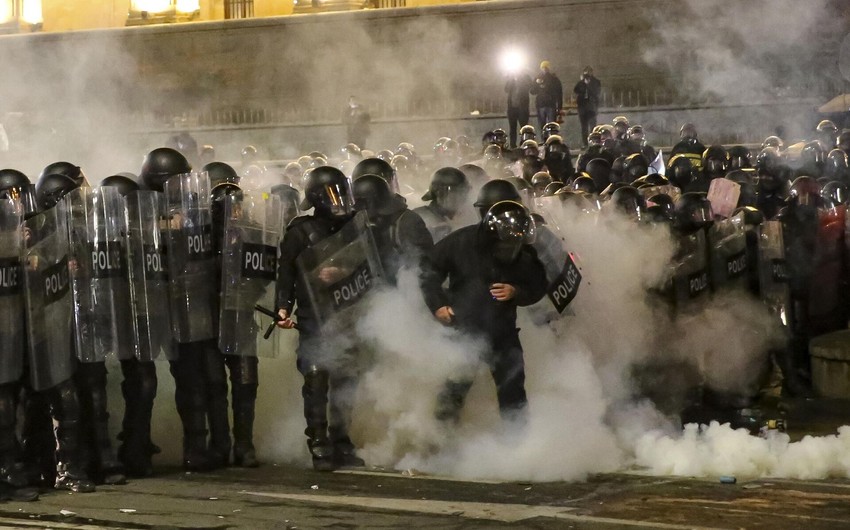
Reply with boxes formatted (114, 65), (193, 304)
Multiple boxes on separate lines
(276, 214), (363, 468)
(422, 225), (547, 423)
(669, 139), (707, 173)
(368, 198), (433, 285)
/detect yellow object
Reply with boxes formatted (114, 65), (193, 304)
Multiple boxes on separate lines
(539, 60), (551, 70)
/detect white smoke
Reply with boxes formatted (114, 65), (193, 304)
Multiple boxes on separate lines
(635, 423), (850, 480)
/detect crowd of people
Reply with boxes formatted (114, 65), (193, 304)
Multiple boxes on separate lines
(0, 114), (848, 501)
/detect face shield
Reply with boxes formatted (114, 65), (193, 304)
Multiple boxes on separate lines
(688, 202), (714, 228)
(314, 182), (355, 219)
(436, 184), (470, 216)
(2, 184), (38, 219)
(704, 158), (726, 176)
(483, 201), (537, 263)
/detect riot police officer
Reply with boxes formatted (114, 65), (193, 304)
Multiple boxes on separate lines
(66, 180), (131, 486)
(0, 170), (37, 497)
(23, 172), (96, 492)
(669, 123), (707, 172)
(275, 166), (367, 471)
(776, 177), (824, 397)
(413, 167), (471, 243)
(423, 200), (547, 425)
(755, 147), (789, 220)
(142, 148), (224, 472)
(353, 174), (433, 284)
(207, 182), (264, 467)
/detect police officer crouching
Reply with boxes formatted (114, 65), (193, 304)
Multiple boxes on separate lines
(422, 197), (547, 425)
(275, 166), (367, 471)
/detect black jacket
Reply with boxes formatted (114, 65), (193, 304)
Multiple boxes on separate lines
(505, 75), (533, 112)
(422, 225), (547, 339)
(275, 214), (352, 328)
(669, 139), (706, 170)
(573, 76), (601, 113)
(369, 198), (434, 284)
(533, 72), (563, 110)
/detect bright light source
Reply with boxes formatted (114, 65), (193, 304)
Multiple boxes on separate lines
(176, 0), (199, 13)
(499, 47), (526, 75)
(135, 0), (171, 12)
(21, 0), (42, 24)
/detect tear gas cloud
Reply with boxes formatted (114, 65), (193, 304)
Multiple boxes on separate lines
(642, 0), (844, 142)
(155, 199), (799, 484)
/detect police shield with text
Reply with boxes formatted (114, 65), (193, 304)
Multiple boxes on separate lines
(118, 173), (174, 477)
(669, 193), (712, 308)
(0, 193), (28, 492)
(707, 210), (748, 291)
(216, 189), (284, 467)
(66, 185), (131, 485)
(22, 198), (96, 492)
(163, 169), (226, 471)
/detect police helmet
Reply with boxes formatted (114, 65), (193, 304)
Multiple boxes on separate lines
(140, 147), (191, 192)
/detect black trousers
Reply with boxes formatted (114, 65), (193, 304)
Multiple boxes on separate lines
(507, 107), (530, 149)
(436, 332), (528, 424)
(578, 108), (597, 146)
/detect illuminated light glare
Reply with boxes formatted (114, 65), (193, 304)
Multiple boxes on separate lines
(0, 2), (11, 22)
(175, 0), (199, 12)
(499, 47), (526, 75)
(135, 0), (171, 12)
(22, 0), (42, 24)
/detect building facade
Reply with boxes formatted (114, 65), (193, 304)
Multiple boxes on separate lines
(0, 0), (475, 33)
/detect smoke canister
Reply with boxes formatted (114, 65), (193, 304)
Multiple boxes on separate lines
(719, 476), (737, 484)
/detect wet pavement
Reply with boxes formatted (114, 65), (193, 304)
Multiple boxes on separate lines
(2, 396), (850, 529)
(1, 460), (849, 529)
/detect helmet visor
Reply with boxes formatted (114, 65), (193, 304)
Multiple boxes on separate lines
(316, 182), (355, 217)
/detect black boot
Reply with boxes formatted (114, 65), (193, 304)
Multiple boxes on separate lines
(205, 345), (231, 469)
(118, 359), (157, 477)
(330, 434), (364, 468)
(775, 343), (814, 398)
(51, 382), (95, 493)
(229, 356), (259, 468)
(307, 434), (336, 472)
(84, 364), (126, 485)
(232, 384), (259, 467)
(172, 345), (217, 472)
(0, 385), (26, 489)
(329, 373), (364, 468)
(302, 367), (334, 471)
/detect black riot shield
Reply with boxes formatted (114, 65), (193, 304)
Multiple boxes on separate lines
(707, 211), (748, 291)
(127, 190), (176, 361)
(295, 211), (384, 326)
(67, 187), (136, 362)
(23, 202), (75, 391)
(670, 230), (710, 308)
(164, 172), (217, 343)
(219, 192), (283, 357)
(515, 197), (581, 324)
(758, 220), (789, 324)
(0, 198), (25, 385)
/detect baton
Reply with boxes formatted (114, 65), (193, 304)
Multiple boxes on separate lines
(254, 305), (299, 339)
